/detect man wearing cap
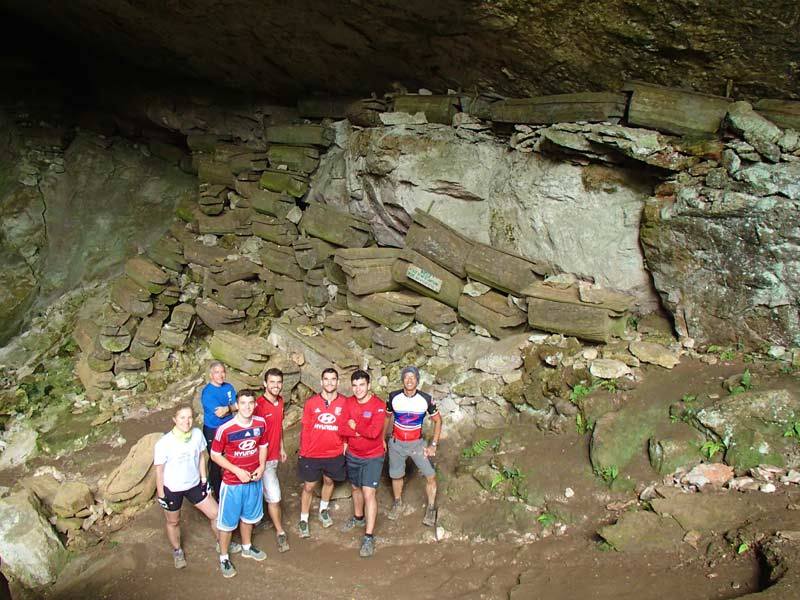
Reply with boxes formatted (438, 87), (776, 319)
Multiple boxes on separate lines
(385, 366), (442, 527)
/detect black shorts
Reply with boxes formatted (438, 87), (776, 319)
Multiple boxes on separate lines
(163, 482), (208, 512)
(346, 453), (384, 489)
(298, 455), (346, 483)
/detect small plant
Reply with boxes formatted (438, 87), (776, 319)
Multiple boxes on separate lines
(597, 540), (615, 552)
(596, 379), (618, 393)
(730, 369), (753, 396)
(681, 394), (697, 404)
(595, 465), (619, 485)
(708, 345), (736, 361)
(700, 440), (726, 460)
(737, 542), (749, 554)
(575, 413), (593, 435)
(570, 383), (594, 403)
(462, 437), (500, 458)
(489, 465), (527, 501)
(537, 512), (557, 528)
(783, 421), (800, 442)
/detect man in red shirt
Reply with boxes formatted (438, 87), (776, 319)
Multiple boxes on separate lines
(254, 367), (289, 553)
(210, 389), (269, 578)
(338, 369), (387, 558)
(297, 367), (347, 538)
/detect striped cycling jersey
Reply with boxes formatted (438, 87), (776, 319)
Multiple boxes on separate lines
(387, 389), (438, 441)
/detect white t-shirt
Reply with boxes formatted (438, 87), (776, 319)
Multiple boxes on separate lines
(153, 428), (206, 492)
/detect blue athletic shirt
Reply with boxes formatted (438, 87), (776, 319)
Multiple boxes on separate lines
(201, 382), (236, 429)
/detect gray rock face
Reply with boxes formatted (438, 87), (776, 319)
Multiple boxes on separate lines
(641, 186), (800, 348)
(0, 117), (195, 343)
(0, 489), (68, 588)
(4, 1), (796, 102)
(313, 124), (659, 310)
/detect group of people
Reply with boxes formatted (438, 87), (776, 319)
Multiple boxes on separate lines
(153, 360), (442, 578)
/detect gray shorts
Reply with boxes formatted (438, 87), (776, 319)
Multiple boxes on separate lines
(388, 438), (435, 479)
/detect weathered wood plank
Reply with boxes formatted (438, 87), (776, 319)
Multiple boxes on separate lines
(347, 292), (416, 331)
(465, 243), (549, 295)
(393, 95), (459, 124)
(267, 145), (320, 174)
(405, 210), (475, 278)
(265, 124), (333, 147)
(490, 92), (627, 124)
(259, 169), (309, 198)
(392, 249), (465, 308)
(458, 291), (527, 339)
(252, 213), (299, 245)
(754, 99), (800, 130)
(622, 81), (731, 136)
(299, 202), (372, 248)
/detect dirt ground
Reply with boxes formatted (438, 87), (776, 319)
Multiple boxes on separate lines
(7, 357), (800, 599)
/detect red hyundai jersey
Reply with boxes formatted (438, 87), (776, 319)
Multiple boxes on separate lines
(255, 394), (284, 462)
(338, 394), (387, 459)
(299, 393), (347, 459)
(211, 416), (268, 485)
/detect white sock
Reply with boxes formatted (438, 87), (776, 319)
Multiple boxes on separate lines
(300, 512), (309, 522)
(219, 553), (229, 562)
(319, 500), (329, 511)
(242, 544), (251, 551)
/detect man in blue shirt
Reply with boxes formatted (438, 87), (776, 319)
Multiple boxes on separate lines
(201, 361), (236, 499)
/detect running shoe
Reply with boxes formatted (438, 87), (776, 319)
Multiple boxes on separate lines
(215, 541), (242, 554)
(387, 499), (403, 521)
(298, 520), (311, 538)
(422, 504), (437, 527)
(276, 533), (290, 553)
(173, 548), (187, 569)
(359, 536), (375, 558)
(241, 545), (267, 561)
(341, 516), (366, 532)
(319, 508), (333, 528)
(220, 558), (236, 578)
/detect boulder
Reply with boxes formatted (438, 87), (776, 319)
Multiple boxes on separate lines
(695, 389), (798, 470)
(51, 482), (94, 518)
(598, 510), (684, 553)
(651, 493), (766, 533)
(0, 489), (68, 588)
(100, 432), (162, 502)
(589, 359), (631, 379)
(629, 341), (680, 369)
(472, 333), (529, 375)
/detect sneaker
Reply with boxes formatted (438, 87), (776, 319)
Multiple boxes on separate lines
(298, 520), (310, 538)
(387, 499), (403, 521)
(220, 558), (236, 578)
(215, 541), (243, 554)
(173, 548), (187, 569)
(341, 516), (366, 532)
(276, 533), (290, 553)
(241, 545), (267, 561)
(319, 509), (333, 528)
(359, 536), (375, 558)
(422, 505), (437, 527)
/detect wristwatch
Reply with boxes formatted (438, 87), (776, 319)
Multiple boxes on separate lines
(431, 441), (438, 447)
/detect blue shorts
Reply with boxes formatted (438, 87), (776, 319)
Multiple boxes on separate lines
(217, 481), (263, 532)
